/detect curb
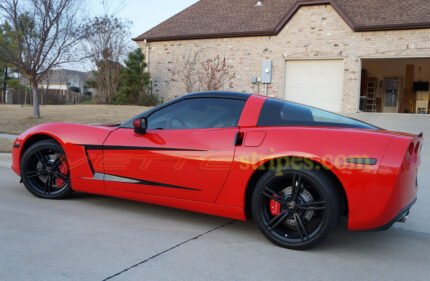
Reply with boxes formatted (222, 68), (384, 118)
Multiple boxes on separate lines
(0, 134), (18, 140)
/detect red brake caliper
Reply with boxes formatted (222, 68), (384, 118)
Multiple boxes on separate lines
(270, 198), (281, 216)
(55, 157), (69, 187)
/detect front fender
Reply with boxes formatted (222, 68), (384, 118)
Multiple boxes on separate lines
(11, 123), (115, 181)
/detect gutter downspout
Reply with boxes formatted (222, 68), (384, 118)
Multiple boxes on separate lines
(144, 39), (150, 72)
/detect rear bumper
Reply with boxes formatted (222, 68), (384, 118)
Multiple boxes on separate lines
(372, 197), (417, 231)
(347, 135), (421, 231)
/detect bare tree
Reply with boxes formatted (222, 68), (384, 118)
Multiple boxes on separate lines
(197, 55), (235, 91)
(171, 52), (200, 93)
(172, 51), (235, 93)
(82, 16), (132, 104)
(0, 0), (84, 118)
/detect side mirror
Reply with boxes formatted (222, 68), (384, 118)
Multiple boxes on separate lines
(133, 117), (148, 134)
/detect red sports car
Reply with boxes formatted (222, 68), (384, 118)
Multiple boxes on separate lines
(11, 92), (422, 249)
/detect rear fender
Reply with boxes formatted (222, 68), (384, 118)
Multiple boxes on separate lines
(216, 127), (391, 222)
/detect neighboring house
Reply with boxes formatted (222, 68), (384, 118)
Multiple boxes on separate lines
(39, 69), (90, 94)
(10, 69), (91, 105)
(134, 0), (430, 114)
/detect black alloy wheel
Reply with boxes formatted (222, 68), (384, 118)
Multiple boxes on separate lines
(252, 166), (341, 250)
(20, 140), (72, 199)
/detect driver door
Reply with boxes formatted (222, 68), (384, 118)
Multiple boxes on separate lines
(102, 97), (246, 203)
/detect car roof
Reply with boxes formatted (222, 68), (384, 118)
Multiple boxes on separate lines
(121, 91), (252, 127)
(184, 91), (251, 100)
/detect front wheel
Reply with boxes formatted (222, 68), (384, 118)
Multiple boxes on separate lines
(252, 166), (341, 250)
(20, 140), (72, 199)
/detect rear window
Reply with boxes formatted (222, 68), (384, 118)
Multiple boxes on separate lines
(258, 98), (377, 129)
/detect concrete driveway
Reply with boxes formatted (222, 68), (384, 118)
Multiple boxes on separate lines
(0, 114), (429, 281)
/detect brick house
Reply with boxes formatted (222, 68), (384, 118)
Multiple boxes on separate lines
(134, 0), (430, 114)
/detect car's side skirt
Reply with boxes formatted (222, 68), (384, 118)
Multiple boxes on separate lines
(107, 189), (246, 221)
(82, 172), (201, 191)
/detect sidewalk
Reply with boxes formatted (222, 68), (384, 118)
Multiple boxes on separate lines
(0, 134), (18, 140)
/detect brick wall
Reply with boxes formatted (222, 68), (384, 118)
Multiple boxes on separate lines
(137, 5), (430, 113)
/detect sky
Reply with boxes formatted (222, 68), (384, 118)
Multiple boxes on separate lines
(89, 0), (199, 39)
(66, 0), (197, 71)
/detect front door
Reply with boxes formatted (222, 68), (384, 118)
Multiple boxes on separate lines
(102, 97), (246, 203)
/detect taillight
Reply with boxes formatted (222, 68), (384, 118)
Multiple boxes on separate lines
(414, 142), (420, 155)
(408, 143), (414, 155)
(403, 142), (416, 169)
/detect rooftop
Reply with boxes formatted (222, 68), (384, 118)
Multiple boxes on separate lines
(134, 0), (430, 42)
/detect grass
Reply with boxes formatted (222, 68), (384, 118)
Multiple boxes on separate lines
(0, 138), (14, 153)
(0, 104), (150, 135)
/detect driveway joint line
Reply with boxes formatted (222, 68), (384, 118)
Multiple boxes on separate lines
(102, 220), (235, 281)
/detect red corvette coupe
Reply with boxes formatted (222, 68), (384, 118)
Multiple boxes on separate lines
(11, 92), (422, 249)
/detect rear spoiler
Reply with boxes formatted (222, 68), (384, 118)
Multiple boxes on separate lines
(418, 132), (424, 138)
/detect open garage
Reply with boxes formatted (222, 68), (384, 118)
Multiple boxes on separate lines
(361, 58), (430, 114)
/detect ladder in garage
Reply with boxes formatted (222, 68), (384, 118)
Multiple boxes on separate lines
(365, 77), (377, 112)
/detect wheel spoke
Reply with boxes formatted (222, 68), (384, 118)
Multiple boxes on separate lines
(292, 173), (302, 200)
(26, 170), (43, 178)
(266, 211), (289, 230)
(35, 151), (48, 167)
(54, 171), (68, 181)
(44, 176), (53, 194)
(262, 186), (284, 204)
(294, 212), (309, 240)
(51, 156), (62, 170)
(297, 201), (326, 211)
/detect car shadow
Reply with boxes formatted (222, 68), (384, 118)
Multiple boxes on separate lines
(66, 191), (229, 225)
(65, 192), (430, 252)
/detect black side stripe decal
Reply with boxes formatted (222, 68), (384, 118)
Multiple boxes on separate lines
(84, 145), (206, 152)
(84, 148), (95, 174)
(102, 173), (201, 191)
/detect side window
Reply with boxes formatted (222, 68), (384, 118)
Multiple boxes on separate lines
(258, 98), (376, 129)
(147, 98), (245, 130)
(258, 99), (314, 126)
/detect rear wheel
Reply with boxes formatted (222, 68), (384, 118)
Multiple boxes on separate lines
(20, 140), (72, 199)
(252, 166), (340, 250)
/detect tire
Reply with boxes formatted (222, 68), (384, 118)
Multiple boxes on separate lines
(20, 139), (73, 199)
(252, 165), (341, 250)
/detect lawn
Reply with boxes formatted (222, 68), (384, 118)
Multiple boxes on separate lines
(0, 104), (150, 135)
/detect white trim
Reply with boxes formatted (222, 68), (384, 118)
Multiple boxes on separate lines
(357, 58), (363, 113)
(283, 56), (344, 61)
(82, 173), (140, 184)
(281, 60), (286, 98)
(104, 174), (140, 183)
(360, 55), (430, 60)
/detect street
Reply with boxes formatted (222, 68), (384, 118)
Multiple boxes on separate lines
(1, 114), (429, 281)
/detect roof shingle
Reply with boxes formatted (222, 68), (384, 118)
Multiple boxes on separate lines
(134, 0), (430, 42)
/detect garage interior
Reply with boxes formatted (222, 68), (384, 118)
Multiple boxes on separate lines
(361, 58), (430, 114)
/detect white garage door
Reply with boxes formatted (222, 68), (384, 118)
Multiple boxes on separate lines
(284, 60), (344, 112)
